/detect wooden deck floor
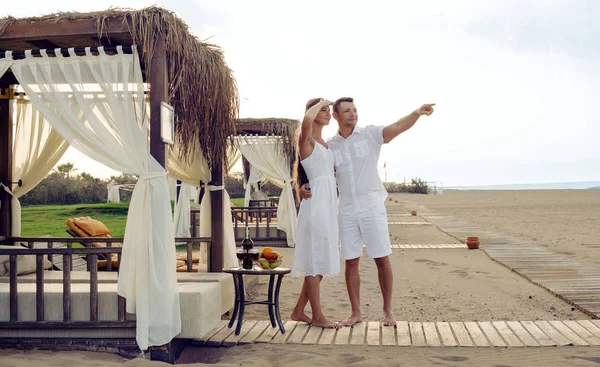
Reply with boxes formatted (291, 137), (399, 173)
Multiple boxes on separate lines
(391, 244), (467, 249)
(196, 319), (600, 347)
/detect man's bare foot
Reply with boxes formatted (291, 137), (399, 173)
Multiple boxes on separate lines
(290, 311), (312, 324)
(382, 311), (396, 326)
(341, 313), (362, 327)
(312, 317), (341, 329)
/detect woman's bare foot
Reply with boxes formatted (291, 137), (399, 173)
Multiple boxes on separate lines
(312, 317), (341, 329)
(341, 313), (362, 327)
(290, 311), (312, 324)
(382, 310), (396, 326)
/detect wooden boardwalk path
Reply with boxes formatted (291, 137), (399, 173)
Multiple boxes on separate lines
(196, 319), (600, 347)
(391, 244), (467, 249)
(407, 204), (600, 319)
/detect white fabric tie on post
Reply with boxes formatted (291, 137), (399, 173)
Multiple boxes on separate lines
(206, 184), (224, 191)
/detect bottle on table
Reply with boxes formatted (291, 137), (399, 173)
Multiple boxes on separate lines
(241, 226), (254, 269)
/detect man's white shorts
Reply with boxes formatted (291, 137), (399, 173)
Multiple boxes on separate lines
(339, 203), (391, 260)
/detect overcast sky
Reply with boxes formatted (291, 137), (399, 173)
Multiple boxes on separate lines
(2, 0), (599, 186)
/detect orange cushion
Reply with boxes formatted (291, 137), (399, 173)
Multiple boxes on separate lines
(65, 218), (89, 237)
(66, 217), (122, 248)
(177, 264), (199, 272)
(73, 217), (111, 237)
(176, 254), (201, 263)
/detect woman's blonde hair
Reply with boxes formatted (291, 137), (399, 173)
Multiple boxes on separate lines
(293, 98), (322, 202)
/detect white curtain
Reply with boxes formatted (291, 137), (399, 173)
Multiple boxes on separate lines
(9, 100), (70, 236)
(107, 182), (121, 203)
(0, 59), (10, 80)
(173, 182), (192, 238)
(227, 145), (242, 172)
(10, 47), (179, 350)
(244, 164), (269, 207)
(236, 136), (297, 246)
(167, 145), (239, 268)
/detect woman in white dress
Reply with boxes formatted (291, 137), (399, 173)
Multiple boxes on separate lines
(290, 98), (340, 329)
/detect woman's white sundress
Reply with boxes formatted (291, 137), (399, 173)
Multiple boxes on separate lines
(292, 143), (340, 277)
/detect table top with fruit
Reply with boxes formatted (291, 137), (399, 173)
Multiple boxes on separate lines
(228, 247), (289, 274)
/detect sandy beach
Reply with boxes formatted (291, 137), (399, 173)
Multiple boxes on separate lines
(2, 189), (600, 366)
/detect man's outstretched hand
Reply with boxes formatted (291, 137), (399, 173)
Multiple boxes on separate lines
(416, 103), (435, 116)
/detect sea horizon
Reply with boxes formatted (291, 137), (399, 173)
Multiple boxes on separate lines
(444, 180), (600, 190)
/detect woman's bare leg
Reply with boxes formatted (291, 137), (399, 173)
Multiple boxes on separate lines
(291, 279), (312, 324)
(305, 275), (340, 329)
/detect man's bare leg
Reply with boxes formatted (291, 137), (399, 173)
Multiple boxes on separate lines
(305, 275), (340, 329)
(374, 256), (396, 326)
(342, 257), (362, 326)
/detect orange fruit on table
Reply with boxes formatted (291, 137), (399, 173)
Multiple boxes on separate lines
(261, 247), (273, 257)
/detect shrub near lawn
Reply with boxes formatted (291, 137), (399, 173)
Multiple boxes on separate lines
(384, 178), (430, 194)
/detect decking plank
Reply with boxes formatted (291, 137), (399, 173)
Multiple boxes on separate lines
(450, 322), (474, 347)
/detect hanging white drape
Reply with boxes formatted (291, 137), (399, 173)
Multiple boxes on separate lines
(173, 182), (192, 238)
(167, 145), (239, 268)
(227, 145), (242, 172)
(244, 164), (269, 207)
(0, 59), (10, 80)
(107, 182), (121, 203)
(9, 46), (179, 350)
(9, 100), (70, 236)
(236, 136), (297, 246)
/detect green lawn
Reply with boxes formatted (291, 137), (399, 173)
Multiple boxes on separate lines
(21, 203), (131, 237)
(20, 197), (271, 238)
(230, 197), (244, 207)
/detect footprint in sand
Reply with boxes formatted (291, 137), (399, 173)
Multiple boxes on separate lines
(415, 259), (448, 267)
(433, 356), (469, 362)
(450, 269), (469, 278)
(342, 355), (366, 364)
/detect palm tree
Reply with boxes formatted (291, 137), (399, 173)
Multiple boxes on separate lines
(54, 162), (78, 179)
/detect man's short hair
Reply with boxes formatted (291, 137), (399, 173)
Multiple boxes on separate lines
(333, 97), (354, 114)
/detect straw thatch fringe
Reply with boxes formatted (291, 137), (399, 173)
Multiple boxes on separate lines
(236, 118), (299, 162)
(0, 6), (239, 170)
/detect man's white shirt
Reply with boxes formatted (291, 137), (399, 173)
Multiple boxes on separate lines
(328, 125), (388, 215)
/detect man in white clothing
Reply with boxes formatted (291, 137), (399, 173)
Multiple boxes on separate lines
(300, 97), (435, 326)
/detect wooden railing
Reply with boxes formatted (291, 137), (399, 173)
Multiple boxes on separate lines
(231, 207), (286, 246)
(190, 204), (288, 246)
(0, 236), (210, 330)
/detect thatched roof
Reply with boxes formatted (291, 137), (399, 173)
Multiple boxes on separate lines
(235, 118), (300, 161)
(0, 6), (239, 170)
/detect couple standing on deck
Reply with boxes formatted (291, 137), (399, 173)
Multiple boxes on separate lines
(290, 97), (435, 328)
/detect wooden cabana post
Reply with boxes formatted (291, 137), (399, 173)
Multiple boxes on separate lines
(149, 35), (168, 168)
(209, 157), (224, 272)
(0, 82), (12, 238)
